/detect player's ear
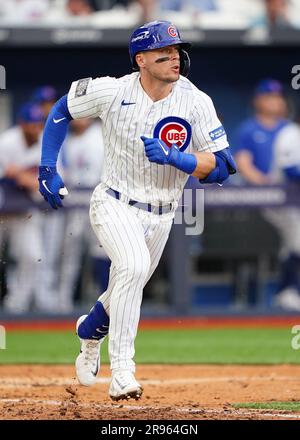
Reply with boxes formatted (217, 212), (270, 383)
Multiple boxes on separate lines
(136, 53), (146, 69)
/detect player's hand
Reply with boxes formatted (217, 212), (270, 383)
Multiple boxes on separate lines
(141, 136), (179, 165)
(38, 166), (68, 209)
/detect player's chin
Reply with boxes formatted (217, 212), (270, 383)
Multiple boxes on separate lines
(164, 71), (180, 83)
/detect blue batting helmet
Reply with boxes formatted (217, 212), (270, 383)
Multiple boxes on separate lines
(129, 20), (191, 70)
(31, 85), (57, 104)
(254, 79), (283, 96)
(17, 102), (44, 123)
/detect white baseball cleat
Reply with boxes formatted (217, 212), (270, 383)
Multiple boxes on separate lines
(109, 370), (143, 401)
(75, 315), (101, 386)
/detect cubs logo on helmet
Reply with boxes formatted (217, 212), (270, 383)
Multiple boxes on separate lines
(129, 20), (191, 69)
(154, 117), (192, 152)
(167, 25), (178, 38)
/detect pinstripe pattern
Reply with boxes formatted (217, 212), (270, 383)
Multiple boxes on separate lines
(68, 71), (228, 372)
(90, 185), (172, 371)
(67, 72), (228, 206)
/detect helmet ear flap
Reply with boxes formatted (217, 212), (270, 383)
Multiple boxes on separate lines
(179, 50), (190, 77)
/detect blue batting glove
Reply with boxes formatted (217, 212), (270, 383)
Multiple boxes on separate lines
(141, 136), (197, 174)
(38, 166), (68, 209)
(141, 136), (179, 165)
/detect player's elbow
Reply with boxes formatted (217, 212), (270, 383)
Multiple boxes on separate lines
(284, 165), (300, 182)
(199, 147), (237, 185)
(47, 95), (73, 123)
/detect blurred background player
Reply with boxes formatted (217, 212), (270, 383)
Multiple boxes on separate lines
(235, 79), (288, 185)
(234, 79), (300, 311)
(266, 121), (300, 310)
(31, 85), (66, 313)
(250, 0), (296, 30)
(32, 85), (57, 118)
(0, 103), (45, 313)
(58, 118), (110, 312)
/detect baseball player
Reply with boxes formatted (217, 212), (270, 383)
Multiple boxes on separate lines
(38, 20), (236, 400)
(234, 79), (300, 311)
(0, 102), (44, 313)
(265, 121), (300, 310)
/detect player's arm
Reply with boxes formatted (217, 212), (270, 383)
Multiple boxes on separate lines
(235, 150), (270, 185)
(38, 94), (73, 209)
(142, 91), (236, 183)
(141, 136), (236, 183)
(5, 165), (39, 192)
(39, 76), (118, 209)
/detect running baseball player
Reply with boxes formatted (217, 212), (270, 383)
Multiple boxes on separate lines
(38, 20), (236, 401)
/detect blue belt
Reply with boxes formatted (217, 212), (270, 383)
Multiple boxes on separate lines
(105, 187), (173, 215)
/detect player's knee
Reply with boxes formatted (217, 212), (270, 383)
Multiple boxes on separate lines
(123, 253), (151, 283)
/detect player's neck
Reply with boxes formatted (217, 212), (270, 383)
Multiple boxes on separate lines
(256, 113), (282, 128)
(22, 130), (37, 148)
(139, 76), (174, 102)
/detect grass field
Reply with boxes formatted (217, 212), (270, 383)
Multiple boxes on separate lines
(0, 327), (299, 364)
(233, 402), (300, 411)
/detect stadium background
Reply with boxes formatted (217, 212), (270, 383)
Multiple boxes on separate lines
(0, 0), (300, 420)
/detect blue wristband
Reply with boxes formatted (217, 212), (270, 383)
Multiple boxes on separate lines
(168, 145), (197, 174)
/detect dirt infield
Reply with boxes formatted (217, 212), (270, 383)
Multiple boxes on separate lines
(1, 364), (300, 420)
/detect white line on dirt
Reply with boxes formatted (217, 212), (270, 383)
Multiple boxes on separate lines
(1, 398), (300, 420)
(0, 375), (300, 387)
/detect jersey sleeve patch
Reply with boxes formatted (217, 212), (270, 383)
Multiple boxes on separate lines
(209, 125), (226, 141)
(75, 78), (92, 97)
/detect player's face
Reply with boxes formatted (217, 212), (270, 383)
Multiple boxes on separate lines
(138, 45), (180, 83)
(21, 121), (43, 145)
(254, 93), (287, 118)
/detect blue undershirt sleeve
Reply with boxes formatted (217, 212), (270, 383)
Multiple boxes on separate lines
(40, 94), (73, 167)
(284, 166), (300, 182)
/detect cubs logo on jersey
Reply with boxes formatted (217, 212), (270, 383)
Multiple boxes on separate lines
(153, 116), (192, 151)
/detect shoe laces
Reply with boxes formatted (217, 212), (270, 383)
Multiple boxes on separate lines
(114, 370), (135, 388)
(83, 340), (99, 366)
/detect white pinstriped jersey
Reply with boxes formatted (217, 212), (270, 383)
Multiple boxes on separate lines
(67, 72), (228, 205)
(271, 123), (300, 183)
(0, 126), (41, 178)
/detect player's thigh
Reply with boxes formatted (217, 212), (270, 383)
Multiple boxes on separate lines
(145, 214), (173, 283)
(282, 208), (300, 254)
(263, 207), (300, 254)
(90, 194), (151, 272)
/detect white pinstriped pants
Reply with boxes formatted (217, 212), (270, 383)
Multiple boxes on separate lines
(89, 183), (174, 372)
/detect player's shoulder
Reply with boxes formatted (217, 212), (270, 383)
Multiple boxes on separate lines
(278, 121), (300, 135)
(177, 77), (216, 107)
(237, 117), (259, 134)
(177, 76), (206, 96)
(276, 121), (300, 143)
(93, 72), (137, 88)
